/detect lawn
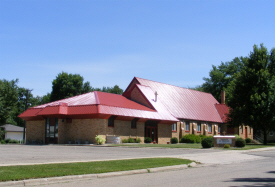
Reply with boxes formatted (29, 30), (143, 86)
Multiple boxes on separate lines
(111, 143), (202, 149)
(0, 158), (192, 182)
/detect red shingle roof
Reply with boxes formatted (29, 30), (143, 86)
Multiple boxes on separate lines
(215, 104), (230, 123)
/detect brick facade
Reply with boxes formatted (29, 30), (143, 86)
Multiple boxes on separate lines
(158, 123), (172, 144)
(26, 120), (45, 144)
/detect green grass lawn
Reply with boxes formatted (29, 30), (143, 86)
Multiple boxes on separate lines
(111, 143), (202, 149)
(0, 158), (192, 182)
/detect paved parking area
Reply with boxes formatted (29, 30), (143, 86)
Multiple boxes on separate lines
(0, 145), (221, 166)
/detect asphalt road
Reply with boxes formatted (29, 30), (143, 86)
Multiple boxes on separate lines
(0, 144), (221, 166)
(45, 150), (275, 187)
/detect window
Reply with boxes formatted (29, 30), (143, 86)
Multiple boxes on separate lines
(172, 123), (177, 132)
(45, 118), (50, 138)
(218, 125), (221, 133)
(241, 126), (243, 134)
(249, 127), (252, 134)
(108, 116), (115, 127)
(55, 118), (58, 138)
(197, 122), (201, 132)
(269, 131), (274, 136)
(131, 118), (139, 129)
(208, 124), (212, 133)
(185, 122), (190, 131)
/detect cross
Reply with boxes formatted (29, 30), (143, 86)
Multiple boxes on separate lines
(222, 131), (226, 136)
(155, 91), (158, 102)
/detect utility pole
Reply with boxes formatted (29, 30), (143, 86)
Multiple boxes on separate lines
(23, 89), (32, 144)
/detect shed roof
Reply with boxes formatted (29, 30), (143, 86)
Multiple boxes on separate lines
(0, 124), (24, 132)
(124, 77), (224, 123)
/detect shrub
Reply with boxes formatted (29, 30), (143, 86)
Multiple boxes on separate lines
(128, 138), (135, 143)
(122, 139), (128, 143)
(199, 135), (207, 140)
(171, 137), (178, 144)
(4, 139), (11, 144)
(0, 140), (6, 144)
(9, 139), (19, 144)
(180, 134), (201, 143)
(95, 135), (106, 145)
(201, 136), (214, 148)
(224, 144), (230, 148)
(135, 138), (141, 143)
(144, 137), (152, 143)
(245, 138), (252, 144)
(234, 134), (241, 139)
(235, 138), (246, 147)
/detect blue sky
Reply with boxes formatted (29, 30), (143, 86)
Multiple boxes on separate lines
(1, 0), (274, 97)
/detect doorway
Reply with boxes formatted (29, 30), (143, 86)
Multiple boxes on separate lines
(145, 120), (158, 143)
(245, 127), (247, 139)
(45, 118), (58, 144)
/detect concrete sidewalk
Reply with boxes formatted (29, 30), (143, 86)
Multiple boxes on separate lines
(0, 147), (274, 186)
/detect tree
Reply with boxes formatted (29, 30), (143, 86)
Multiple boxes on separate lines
(0, 79), (19, 125)
(50, 72), (90, 101)
(0, 126), (5, 140)
(198, 57), (245, 102)
(227, 44), (275, 145)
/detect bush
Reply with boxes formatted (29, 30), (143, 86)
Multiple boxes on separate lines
(95, 135), (106, 145)
(199, 135), (207, 140)
(9, 139), (19, 144)
(180, 134), (201, 143)
(245, 138), (252, 143)
(235, 138), (246, 147)
(171, 137), (178, 144)
(4, 139), (11, 144)
(144, 137), (152, 143)
(224, 144), (230, 148)
(122, 139), (128, 143)
(0, 140), (6, 144)
(201, 136), (214, 148)
(135, 138), (141, 143)
(128, 138), (135, 143)
(234, 134), (241, 139)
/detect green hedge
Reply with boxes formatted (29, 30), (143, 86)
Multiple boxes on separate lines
(201, 136), (214, 148)
(180, 134), (202, 143)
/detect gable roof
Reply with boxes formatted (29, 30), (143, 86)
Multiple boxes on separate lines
(18, 91), (178, 123)
(124, 77), (224, 123)
(0, 124), (24, 132)
(215, 104), (230, 123)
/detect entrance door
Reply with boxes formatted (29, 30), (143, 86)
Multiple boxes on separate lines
(45, 118), (58, 144)
(145, 121), (158, 143)
(245, 127), (247, 139)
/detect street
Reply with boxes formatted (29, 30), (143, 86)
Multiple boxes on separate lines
(46, 150), (275, 187)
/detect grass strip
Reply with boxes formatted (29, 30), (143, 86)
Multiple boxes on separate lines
(0, 158), (192, 182)
(111, 143), (202, 149)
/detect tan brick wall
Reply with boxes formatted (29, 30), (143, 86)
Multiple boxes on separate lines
(26, 120), (45, 144)
(130, 87), (152, 109)
(158, 123), (171, 144)
(239, 125), (253, 139)
(61, 118), (107, 144)
(172, 122), (180, 140)
(107, 120), (145, 143)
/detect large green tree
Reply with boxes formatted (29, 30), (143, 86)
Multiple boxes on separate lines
(0, 79), (19, 125)
(198, 57), (245, 102)
(50, 72), (124, 101)
(227, 44), (275, 145)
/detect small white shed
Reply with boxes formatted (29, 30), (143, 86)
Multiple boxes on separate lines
(0, 124), (25, 141)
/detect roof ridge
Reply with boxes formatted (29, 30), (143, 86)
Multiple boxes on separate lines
(135, 77), (213, 95)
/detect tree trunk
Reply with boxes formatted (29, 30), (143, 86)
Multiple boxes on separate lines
(263, 130), (268, 145)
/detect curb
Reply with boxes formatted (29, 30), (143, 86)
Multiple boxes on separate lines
(0, 162), (196, 187)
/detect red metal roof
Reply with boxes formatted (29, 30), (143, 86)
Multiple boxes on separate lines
(124, 77), (223, 123)
(215, 104), (230, 123)
(18, 91), (178, 123)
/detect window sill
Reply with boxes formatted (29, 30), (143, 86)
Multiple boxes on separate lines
(185, 130), (190, 132)
(108, 126), (114, 128)
(208, 132), (212, 134)
(172, 130), (177, 132)
(218, 132), (221, 134)
(197, 131), (201, 133)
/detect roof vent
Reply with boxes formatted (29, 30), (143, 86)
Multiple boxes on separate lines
(155, 91), (158, 102)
